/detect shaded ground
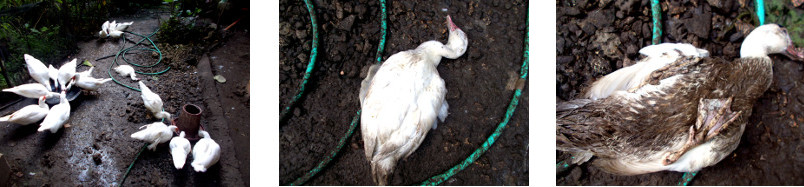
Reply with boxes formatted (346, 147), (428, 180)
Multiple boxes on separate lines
(279, 0), (528, 185)
(0, 9), (249, 186)
(557, 0), (804, 185)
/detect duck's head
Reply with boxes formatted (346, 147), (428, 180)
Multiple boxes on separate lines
(169, 125), (179, 133)
(444, 15), (468, 59)
(740, 24), (804, 59)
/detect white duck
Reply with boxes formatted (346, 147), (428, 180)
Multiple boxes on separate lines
(0, 96), (49, 125)
(191, 130), (221, 172)
(57, 59), (77, 90)
(38, 91), (69, 133)
(114, 65), (139, 81)
(170, 131), (192, 169)
(138, 81), (171, 119)
(73, 73), (111, 91)
(359, 15), (468, 185)
(23, 54), (52, 91)
(3, 83), (59, 99)
(130, 122), (177, 151)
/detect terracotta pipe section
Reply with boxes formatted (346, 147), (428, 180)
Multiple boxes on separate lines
(174, 104), (203, 141)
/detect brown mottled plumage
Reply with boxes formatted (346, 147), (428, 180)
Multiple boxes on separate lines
(556, 24), (803, 175)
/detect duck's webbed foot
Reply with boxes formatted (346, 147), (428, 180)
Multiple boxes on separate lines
(664, 97), (742, 165)
(697, 97), (742, 140)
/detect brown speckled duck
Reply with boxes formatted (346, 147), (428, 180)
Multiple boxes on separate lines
(557, 24), (804, 175)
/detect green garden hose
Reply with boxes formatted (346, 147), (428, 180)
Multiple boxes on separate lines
(106, 29), (170, 92)
(286, 0), (386, 185)
(756, 0), (765, 25)
(280, 0), (320, 121)
(650, 0), (662, 44)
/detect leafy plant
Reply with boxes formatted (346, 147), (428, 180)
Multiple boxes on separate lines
(766, 0), (804, 46)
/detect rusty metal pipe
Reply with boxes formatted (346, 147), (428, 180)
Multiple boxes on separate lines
(173, 104), (203, 141)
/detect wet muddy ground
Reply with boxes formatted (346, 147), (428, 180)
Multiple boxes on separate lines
(0, 10), (249, 186)
(279, 0), (528, 185)
(557, 0), (804, 185)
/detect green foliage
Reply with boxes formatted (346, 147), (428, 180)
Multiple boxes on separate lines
(766, 0), (804, 46)
(0, 20), (70, 88)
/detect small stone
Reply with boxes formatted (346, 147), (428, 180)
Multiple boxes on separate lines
(297, 53), (307, 63)
(295, 29), (308, 39)
(293, 108), (301, 117)
(279, 22), (292, 36)
(337, 15), (356, 31)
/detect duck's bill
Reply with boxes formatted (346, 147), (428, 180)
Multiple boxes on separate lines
(447, 15), (459, 32)
(784, 46), (804, 61)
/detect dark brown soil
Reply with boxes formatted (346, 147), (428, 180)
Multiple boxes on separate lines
(0, 10), (249, 186)
(279, 0), (529, 185)
(557, 0), (804, 185)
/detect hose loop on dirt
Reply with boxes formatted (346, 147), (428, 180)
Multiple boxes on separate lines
(756, 0), (765, 25)
(280, 0), (320, 121)
(105, 29), (171, 92)
(286, 0), (388, 185)
(420, 13), (528, 186)
(650, 0), (662, 44)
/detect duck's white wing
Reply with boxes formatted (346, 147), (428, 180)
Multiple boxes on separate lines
(24, 54), (51, 90)
(114, 21), (133, 31)
(57, 59), (77, 88)
(585, 43), (707, 100)
(102, 21), (110, 31)
(639, 43), (709, 58)
(359, 64), (381, 106)
(139, 82), (163, 113)
(361, 51), (443, 160)
(38, 101), (69, 133)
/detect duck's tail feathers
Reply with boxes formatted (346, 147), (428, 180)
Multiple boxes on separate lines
(99, 78), (113, 84)
(370, 156), (395, 186)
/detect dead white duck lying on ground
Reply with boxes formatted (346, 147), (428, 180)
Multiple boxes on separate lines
(130, 122), (177, 151)
(114, 65), (139, 81)
(191, 130), (221, 172)
(38, 91), (70, 133)
(170, 131), (192, 169)
(359, 15), (468, 185)
(0, 96), (49, 125)
(138, 81), (171, 119)
(557, 24), (804, 175)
